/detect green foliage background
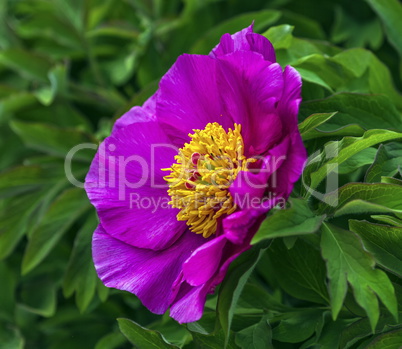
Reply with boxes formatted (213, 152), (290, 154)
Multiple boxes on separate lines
(1, 0), (402, 348)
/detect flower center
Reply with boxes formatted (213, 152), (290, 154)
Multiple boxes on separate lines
(163, 122), (256, 238)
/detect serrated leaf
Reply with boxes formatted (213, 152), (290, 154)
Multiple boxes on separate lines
(318, 183), (402, 218)
(217, 246), (267, 348)
(320, 223), (397, 331)
(349, 220), (402, 278)
(252, 199), (325, 244)
(117, 318), (178, 349)
(365, 143), (402, 182)
(22, 188), (90, 274)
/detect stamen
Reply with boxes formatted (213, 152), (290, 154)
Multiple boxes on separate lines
(163, 122), (256, 238)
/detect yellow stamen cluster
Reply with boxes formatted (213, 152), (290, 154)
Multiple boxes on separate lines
(163, 122), (255, 238)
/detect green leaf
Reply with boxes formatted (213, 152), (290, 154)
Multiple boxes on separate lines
(371, 215), (402, 227)
(263, 24), (294, 50)
(339, 311), (401, 349)
(22, 188), (90, 274)
(191, 10), (281, 54)
(63, 213), (98, 312)
(320, 223), (397, 330)
(0, 165), (67, 259)
(252, 199), (325, 244)
(117, 318), (178, 349)
(0, 262), (17, 321)
(365, 143), (402, 182)
(0, 164), (64, 198)
(217, 246), (267, 348)
(0, 192), (47, 259)
(305, 129), (402, 192)
(332, 48), (402, 111)
(367, 0), (402, 57)
(300, 93), (402, 131)
(292, 54), (347, 92)
(349, 220), (402, 278)
(318, 183), (402, 218)
(267, 239), (329, 304)
(298, 112), (337, 136)
(364, 328), (402, 348)
(331, 6), (383, 49)
(34, 65), (68, 106)
(272, 309), (323, 343)
(0, 323), (24, 349)
(305, 314), (355, 349)
(237, 283), (292, 313)
(94, 332), (127, 349)
(338, 147), (377, 174)
(301, 124), (366, 141)
(191, 329), (239, 349)
(235, 316), (272, 349)
(19, 267), (59, 317)
(16, 12), (83, 49)
(381, 176), (402, 185)
(0, 92), (38, 118)
(0, 48), (52, 82)
(10, 121), (96, 159)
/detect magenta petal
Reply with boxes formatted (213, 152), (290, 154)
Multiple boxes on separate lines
(85, 121), (187, 250)
(169, 282), (211, 323)
(113, 92), (158, 131)
(278, 65), (302, 133)
(217, 51), (284, 156)
(245, 32), (276, 62)
(93, 225), (204, 314)
(210, 25), (276, 63)
(230, 136), (290, 208)
(272, 132), (307, 198)
(156, 54), (233, 146)
(182, 235), (227, 286)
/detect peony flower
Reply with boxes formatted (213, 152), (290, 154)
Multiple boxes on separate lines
(85, 24), (307, 323)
